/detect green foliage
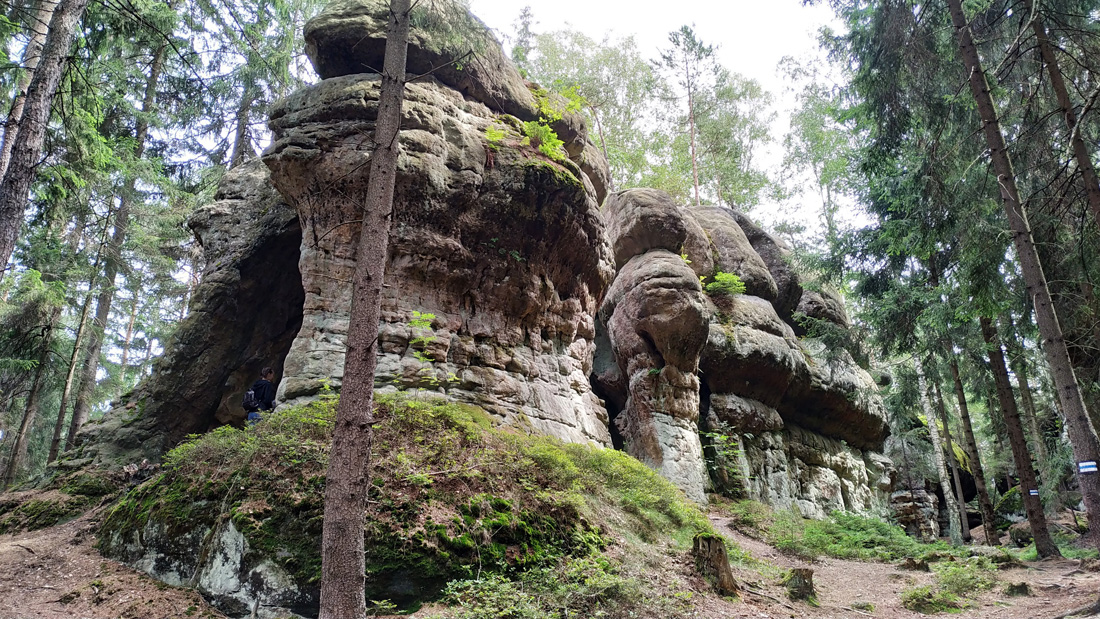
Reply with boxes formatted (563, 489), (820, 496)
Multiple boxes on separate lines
(701, 421), (746, 499)
(521, 120), (567, 162)
(704, 272), (746, 297)
(932, 558), (997, 596)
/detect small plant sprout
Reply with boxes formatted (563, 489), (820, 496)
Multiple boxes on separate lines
(705, 272), (746, 296)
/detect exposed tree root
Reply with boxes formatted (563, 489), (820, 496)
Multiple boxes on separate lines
(1053, 595), (1100, 619)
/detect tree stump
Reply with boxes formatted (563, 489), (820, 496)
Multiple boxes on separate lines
(783, 567), (816, 602)
(692, 534), (739, 596)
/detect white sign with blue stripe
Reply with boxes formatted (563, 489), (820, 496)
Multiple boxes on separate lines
(1079, 461), (1098, 473)
(1028, 489), (1039, 496)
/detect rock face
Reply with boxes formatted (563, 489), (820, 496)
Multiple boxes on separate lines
(594, 189), (892, 512)
(81, 0), (892, 525)
(71, 161), (305, 466)
(264, 15), (614, 445)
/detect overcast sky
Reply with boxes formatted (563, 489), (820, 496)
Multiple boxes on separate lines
(464, 0), (846, 229)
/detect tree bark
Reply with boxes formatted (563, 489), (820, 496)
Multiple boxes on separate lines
(1000, 313), (1050, 473)
(947, 0), (1100, 546)
(64, 35), (168, 450)
(318, 1), (410, 618)
(1, 343), (50, 489)
(932, 377), (972, 542)
(0, 0), (93, 272)
(1023, 0), (1100, 231)
(948, 357), (1000, 544)
(0, 0), (59, 179)
(916, 359), (962, 545)
(981, 316), (1061, 558)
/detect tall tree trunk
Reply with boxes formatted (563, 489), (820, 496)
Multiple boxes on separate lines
(0, 0), (59, 179)
(947, 0), (1100, 545)
(0, 0), (93, 272)
(587, 104), (614, 193)
(1023, 0), (1100, 230)
(981, 316), (1062, 558)
(688, 85), (700, 207)
(47, 276), (94, 462)
(1000, 313), (1050, 472)
(933, 377), (972, 542)
(229, 86), (259, 168)
(1, 343), (50, 489)
(916, 359), (962, 545)
(949, 357), (1000, 544)
(318, 1), (410, 617)
(64, 37), (168, 450)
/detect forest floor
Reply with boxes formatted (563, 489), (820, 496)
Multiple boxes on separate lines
(1, 506), (1099, 619)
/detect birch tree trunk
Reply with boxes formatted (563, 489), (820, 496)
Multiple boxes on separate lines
(981, 317), (1061, 558)
(916, 359), (962, 545)
(946, 0), (1100, 545)
(318, 1), (410, 617)
(0, 0), (93, 272)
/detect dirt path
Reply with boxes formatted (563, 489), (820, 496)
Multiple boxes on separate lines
(0, 509), (226, 619)
(711, 515), (1100, 619)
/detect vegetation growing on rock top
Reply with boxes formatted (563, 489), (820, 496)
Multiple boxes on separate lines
(99, 393), (714, 613)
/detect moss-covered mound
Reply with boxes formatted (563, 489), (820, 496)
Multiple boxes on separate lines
(0, 471), (119, 534)
(99, 394), (711, 613)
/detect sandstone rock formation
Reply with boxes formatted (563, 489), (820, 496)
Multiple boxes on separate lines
(79, 0), (892, 522)
(70, 161), (304, 467)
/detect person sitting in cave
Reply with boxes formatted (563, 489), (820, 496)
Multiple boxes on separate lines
(243, 366), (277, 424)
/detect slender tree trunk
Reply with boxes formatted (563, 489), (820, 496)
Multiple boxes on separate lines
(47, 279), (94, 462)
(981, 317), (1062, 558)
(933, 377), (972, 542)
(1000, 314), (1050, 472)
(0, 0), (59, 179)
(0, 0), (93, 272)
(587, 104), (614, 193)
(949, 358), (1000, 544)
(916, 359), (962, 545)
(947, 0), (1100, 546)
(1023, 0), (1100, 229)
(318, 1), (410, 617)
(1, 343), (50, 489)
(229, 87), (259, 168)
(64, 38), (168, 450)
(687, 84), (700, 207)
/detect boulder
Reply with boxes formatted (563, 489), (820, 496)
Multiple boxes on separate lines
(71, 161), (305, 466)
(794, 288), (850, 333)
(687, 206), (777, 301)
(727, 210), (802, 322)
(264, 74), (614, 446)
(604, 189), (714, 277)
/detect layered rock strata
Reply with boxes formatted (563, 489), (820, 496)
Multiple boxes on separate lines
(262, 0), (615, 445)
(594, 190), (892, 513)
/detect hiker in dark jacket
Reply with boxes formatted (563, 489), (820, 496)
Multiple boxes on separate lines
(246, 366), (277, 424)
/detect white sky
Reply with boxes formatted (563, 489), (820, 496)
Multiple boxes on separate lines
(465, 0), (845, 230)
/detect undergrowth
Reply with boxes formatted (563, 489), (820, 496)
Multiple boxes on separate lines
(100, 394), (713, 615)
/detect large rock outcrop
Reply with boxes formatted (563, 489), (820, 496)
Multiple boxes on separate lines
(70, 161), (305, 467)
(77, 0), (892, 523)
(263, 12), (614, 445)
(595, 189), (891, 514)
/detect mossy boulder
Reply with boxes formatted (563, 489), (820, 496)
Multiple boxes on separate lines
(98, 395), (710, 617)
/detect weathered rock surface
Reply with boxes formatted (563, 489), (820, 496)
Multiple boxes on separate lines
(687, 206), (778, 301)
(795, 288), (851, 331)
(70, 161), (304, 466)
(727, 210), (802, 322)
(599, 250), (710, 503)
(101, 517), (314, 618)
(263, 72), (614, 446)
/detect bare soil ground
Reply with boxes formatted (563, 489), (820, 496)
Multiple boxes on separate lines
(710, 514), (1100, 619)
(0, 508), (225, 619)
(2, 506), (1098, 619)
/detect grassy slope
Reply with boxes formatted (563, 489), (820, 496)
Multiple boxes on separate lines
(99, 393), (718, 616)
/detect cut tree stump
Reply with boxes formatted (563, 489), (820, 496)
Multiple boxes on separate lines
(692, 533), (740, 595)
(783, 567), (816, 602)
